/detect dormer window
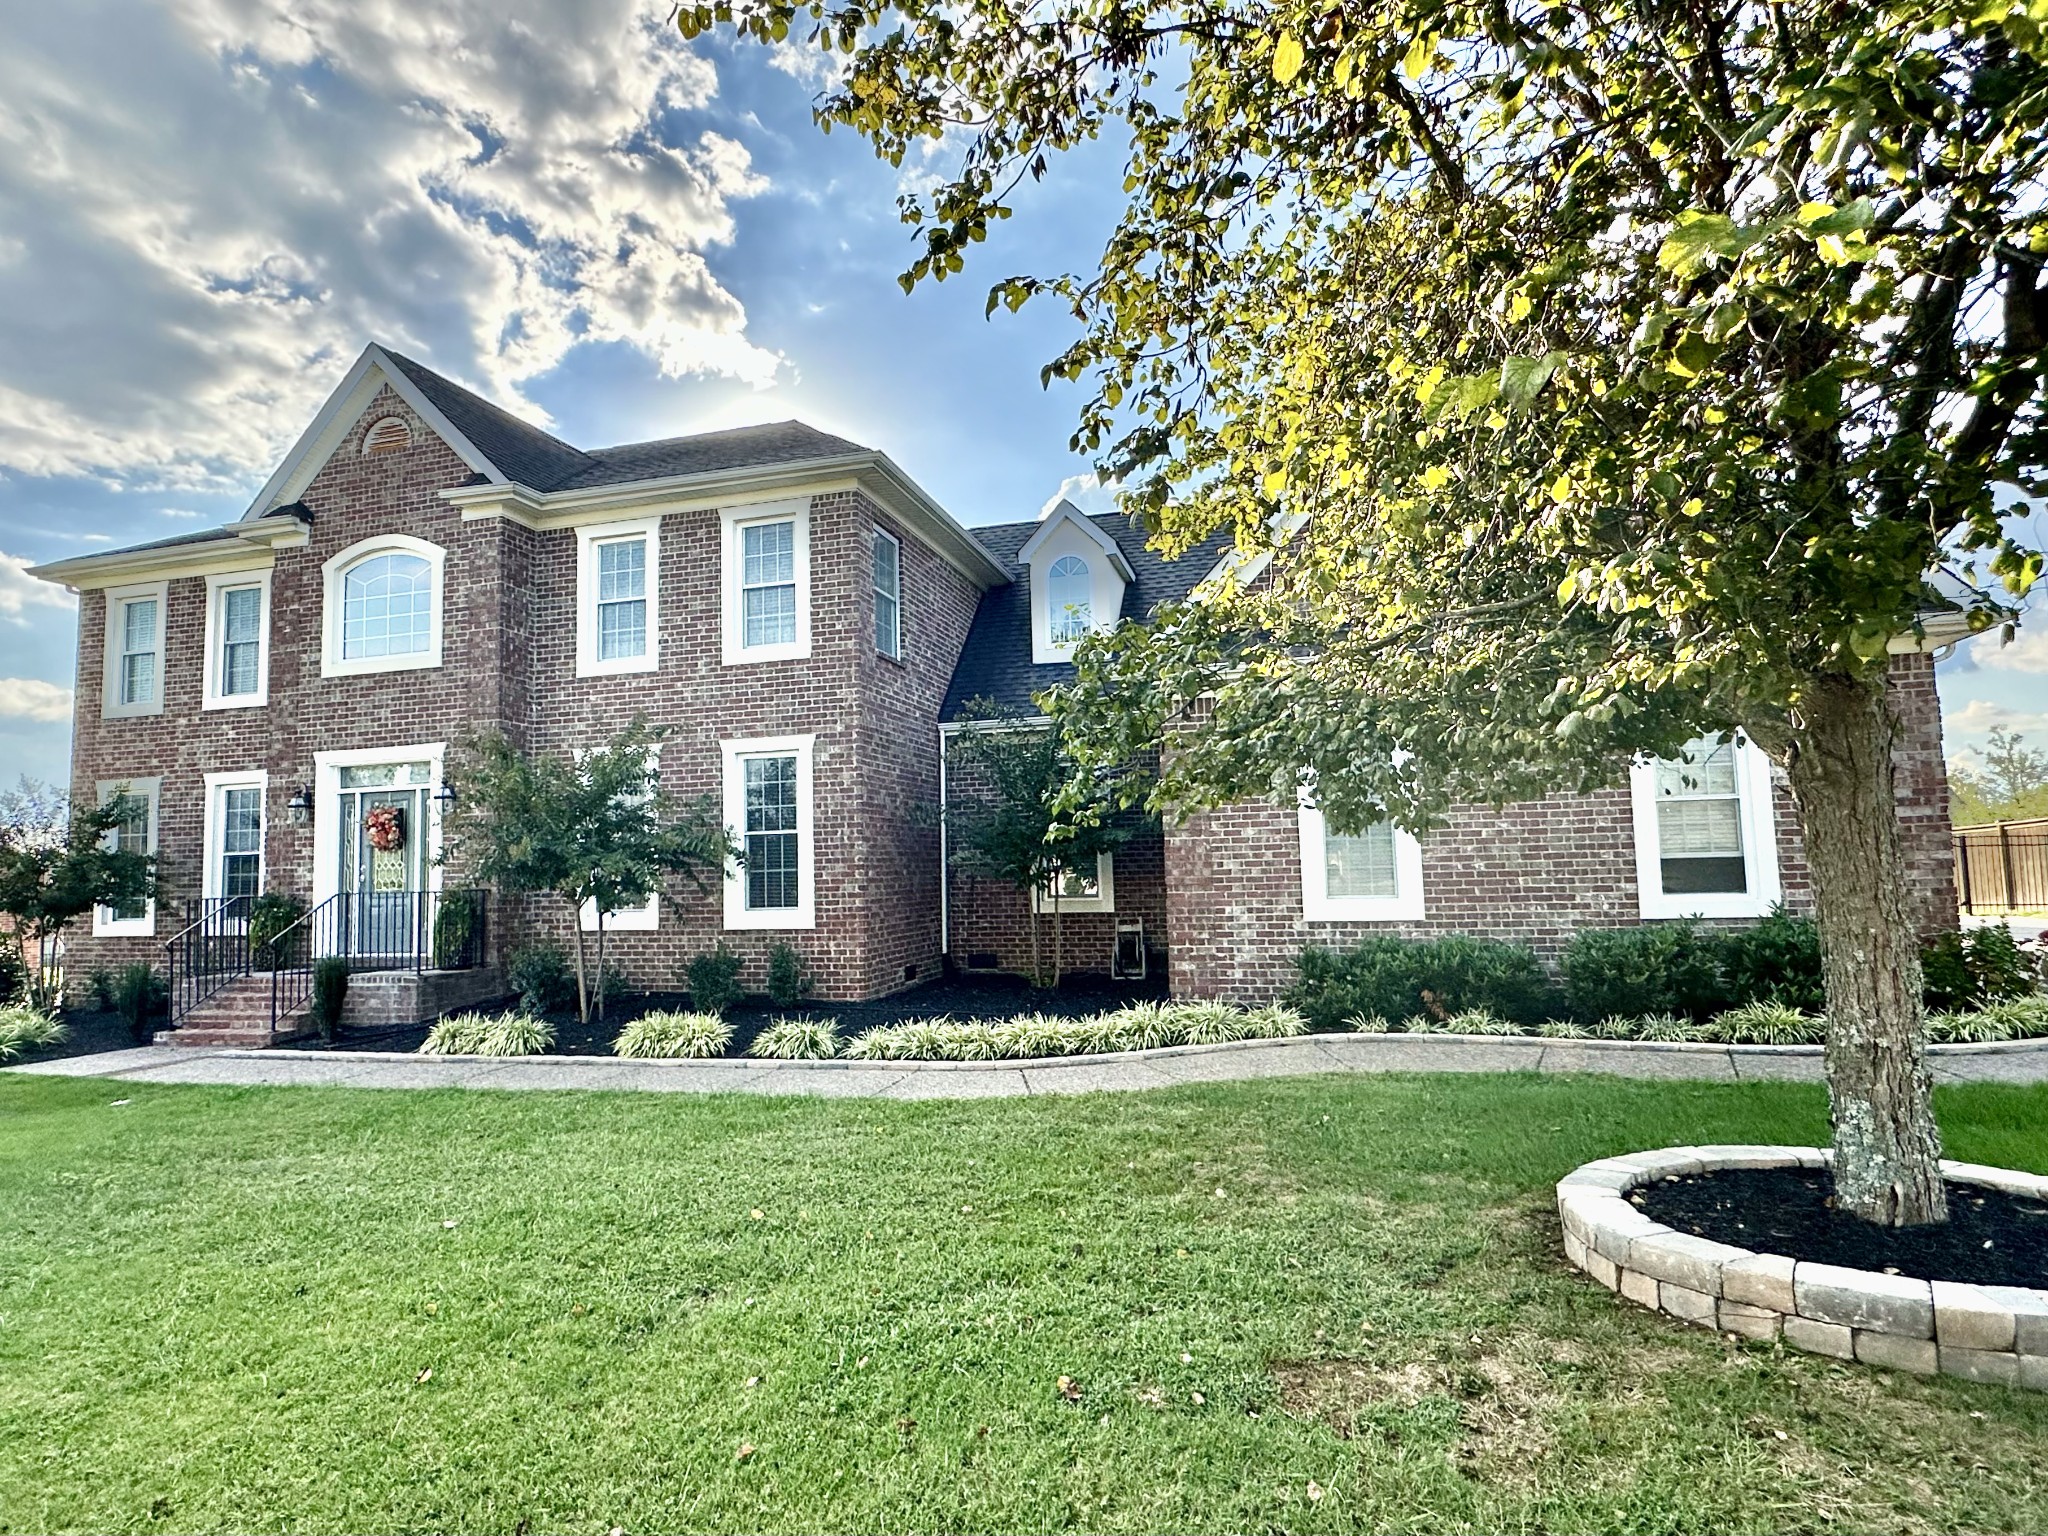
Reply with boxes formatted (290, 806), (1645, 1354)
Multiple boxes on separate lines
(1047, 556), (1092, 644)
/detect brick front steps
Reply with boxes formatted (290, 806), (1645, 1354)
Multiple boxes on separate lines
(1558, 1146), (2048, 1392)
(154, 974), (312, 1050)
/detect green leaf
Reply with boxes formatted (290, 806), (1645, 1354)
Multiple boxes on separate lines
(1656, 214), (1745, 276)
(1500, 351), (1563, 407)
(1799, 197), (1877, 236)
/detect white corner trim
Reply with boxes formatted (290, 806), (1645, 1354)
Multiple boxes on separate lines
(320, 534), (447, 678)
(575, 515), (662, 678)
(1298, 803), (1426, 923)
(1630, 735), (1782, 920)
(721, 733), (817, 930)
(200, 769), (270, 904)
(201, 570), (273, 710)
(92, 776), (160, 937)
(101, 580), (168, 720)
(1031, 850), (1116, 915)
(720, 499), (812, 666)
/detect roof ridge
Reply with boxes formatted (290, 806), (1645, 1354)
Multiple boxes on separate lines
(583, 419), (858, 457)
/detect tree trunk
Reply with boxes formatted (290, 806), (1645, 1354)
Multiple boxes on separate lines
(594, 913), (609, 1023)
(567, 899), (591, 1025)
(1785, 672), (1947, 1226)
(1028, 890), (1044, 989)
(1053, 877), (1065, 989)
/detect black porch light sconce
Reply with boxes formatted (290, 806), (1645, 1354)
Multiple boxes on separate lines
(435, 783), (458, 815)
(286, 785), (313, 826)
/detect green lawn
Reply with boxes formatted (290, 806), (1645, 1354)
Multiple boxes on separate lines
(2, 1073), (2045, 1535)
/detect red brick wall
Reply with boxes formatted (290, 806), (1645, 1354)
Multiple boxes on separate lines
(946, 821), (1169, 982)
(1166, 652), (1954, 1004)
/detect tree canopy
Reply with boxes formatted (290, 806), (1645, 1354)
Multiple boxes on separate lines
(0, 779), (154, 1013)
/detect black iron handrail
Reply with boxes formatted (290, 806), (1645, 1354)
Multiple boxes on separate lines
(163, 896), (256, 1027)
(262, 888), (491, 1034)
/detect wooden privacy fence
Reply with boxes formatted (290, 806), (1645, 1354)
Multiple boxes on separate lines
(1953, 818), (2048, 915)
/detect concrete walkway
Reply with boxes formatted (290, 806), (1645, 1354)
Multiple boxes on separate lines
(11, 1032), (2048, 1099)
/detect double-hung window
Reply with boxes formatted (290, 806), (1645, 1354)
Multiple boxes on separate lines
(576, 518), (660, 677)
(1630, 733), (1782, 918)
(873, 527), (902, 660)
(204, 771), (267, 920)
(104, 583), (167, 718)
(93, 777), (159, 936)
(204, 572), (270, 708)
(1299, 798), (1425, 922)
(722, 735), (815, 928)
(1032, 851), (1115, 914)
(721, 501), (811, 664)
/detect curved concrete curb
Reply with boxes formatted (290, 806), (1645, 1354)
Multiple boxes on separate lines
(13, 1031), (2048, 1096)
(1558, 1146), (2048, 1391)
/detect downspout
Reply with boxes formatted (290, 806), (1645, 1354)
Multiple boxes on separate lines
(937, 724), (950, 960)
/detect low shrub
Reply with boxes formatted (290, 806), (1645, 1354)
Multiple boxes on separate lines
(1922, 925), (2038, 1011)
(0, 945), (27, 1008)
(430, 891), (480, 970)
(1561, 921), (1729, 1022)
(748, 1016), (839, 1059)
(1288, 935), (1552, 1030)
(1706, 999), (1825, 1045)
(615, 1010), (734, 1059)
(507, 942), (578, 1016)
(0, 1005), (66, 1063)
(311, 957), (350, 1044)
(1718, 908), (1826, 1013)
(764, 943), (814, 1009)
(110, 963), (167, 1042)
(247, 893), (309, 971)
(86, 969), (117, 1012)
(685, 946), (746, 1016)
(421, 1010), (556, 1056)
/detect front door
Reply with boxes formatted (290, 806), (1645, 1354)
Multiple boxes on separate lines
(336, 762), (432, 961)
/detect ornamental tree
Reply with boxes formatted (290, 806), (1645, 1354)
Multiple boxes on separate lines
(684, 0), (2048, 1223)
(0, 778), (155, 1013)
(446, 721), (732, 1023)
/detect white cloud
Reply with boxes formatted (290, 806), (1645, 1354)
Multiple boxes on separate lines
(1039, 473), (1116, 519)
(1973, 623), (2048, 675)
(158, 508), (205, 520)
(1944, 699), (2048, 739)
(0, 678), (73, 723)
(0, 551), (76, 624)
(0, 1), (782, 490)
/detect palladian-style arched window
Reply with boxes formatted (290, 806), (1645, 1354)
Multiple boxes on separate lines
(322, 535), (446, 677)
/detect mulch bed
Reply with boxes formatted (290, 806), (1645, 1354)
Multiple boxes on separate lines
(1637, 1167), (2048, 1288)
(10, 1008), (152, 1065)
(301, 973), (1169, 1059)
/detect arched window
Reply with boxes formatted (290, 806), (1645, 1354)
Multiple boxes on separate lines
(1047, 555), (1092, 645)
(340, 551), (434, 660)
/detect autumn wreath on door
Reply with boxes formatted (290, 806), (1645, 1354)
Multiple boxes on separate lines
(365, 804), (405, 852)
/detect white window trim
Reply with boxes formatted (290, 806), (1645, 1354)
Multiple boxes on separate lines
(92, 776), (160, 937)
(321, 534), (446, 678)
(202, 769), (269, 907)
(202, 571), (272, 710)
(1299, 803), (1426, 923)
(1031, 850), (1115, 914)
(102, 581), (168, 720)
(721, 500), (812, 666)
(1025, 518), (1128, 664)
(873, 525), (903, 661)
(721, 733), (816, 930)
(576, 516), (661, 678)
(580, 745), (662, 932)
(1630, 734), (1783, 920)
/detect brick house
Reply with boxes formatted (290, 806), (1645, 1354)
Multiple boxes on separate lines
(31, 343), (1962, 1037)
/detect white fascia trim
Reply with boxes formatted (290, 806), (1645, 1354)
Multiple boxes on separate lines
(721, 733), (817, 931)
(310, 743), (447, 909)
(92, 776), (160, 937)
(320, 534), (447, 678)
(1630, 735), (1783, 920)
(101, 580), (168, 720)
(201, 570), (273, 710)
(721, 500), (812, 666)
(575, 515), (662, 678)
(1016, 503), (1137, 582)
(33, 538), (284, 591)
(1031, 850), (1116, 915)
(241, 345), (505, 519)
(201, 769), (270, 904)
(1298, 803), (1427, 923)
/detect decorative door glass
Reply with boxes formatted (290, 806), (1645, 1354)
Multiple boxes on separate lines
(338, 762), (431, 959)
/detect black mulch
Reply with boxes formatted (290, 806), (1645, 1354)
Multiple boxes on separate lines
(10, 1008), (153, 1065)
(299, 972), (1170, 1059)
(1636, 1167), (2048, 1288)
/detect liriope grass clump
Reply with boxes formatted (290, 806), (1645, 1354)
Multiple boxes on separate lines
(748, 1016), (840, 1059)
(1707, 1000), (1825, 1046)
(1444, 1009), (1522, 1036)
(614, 1010), (734, 1059)
(0, 1005), (66, 1063)
(421, 1010), (556, 1056)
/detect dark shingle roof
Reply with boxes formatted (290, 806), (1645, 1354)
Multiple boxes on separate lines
(942, 512), (1233, 719)
(383, 350), (870, 494)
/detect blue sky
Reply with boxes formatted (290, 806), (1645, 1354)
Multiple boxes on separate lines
(0, 0), (2039, 790)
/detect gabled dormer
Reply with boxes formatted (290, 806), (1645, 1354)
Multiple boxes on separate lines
(1016, 500), (1136, 663)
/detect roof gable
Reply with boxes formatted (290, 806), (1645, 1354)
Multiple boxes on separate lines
(1016, 499), (1136, 580)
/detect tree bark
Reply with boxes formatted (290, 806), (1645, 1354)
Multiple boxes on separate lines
(1785, 672), (1947, 1226)
(567, 898), (592, 1025)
